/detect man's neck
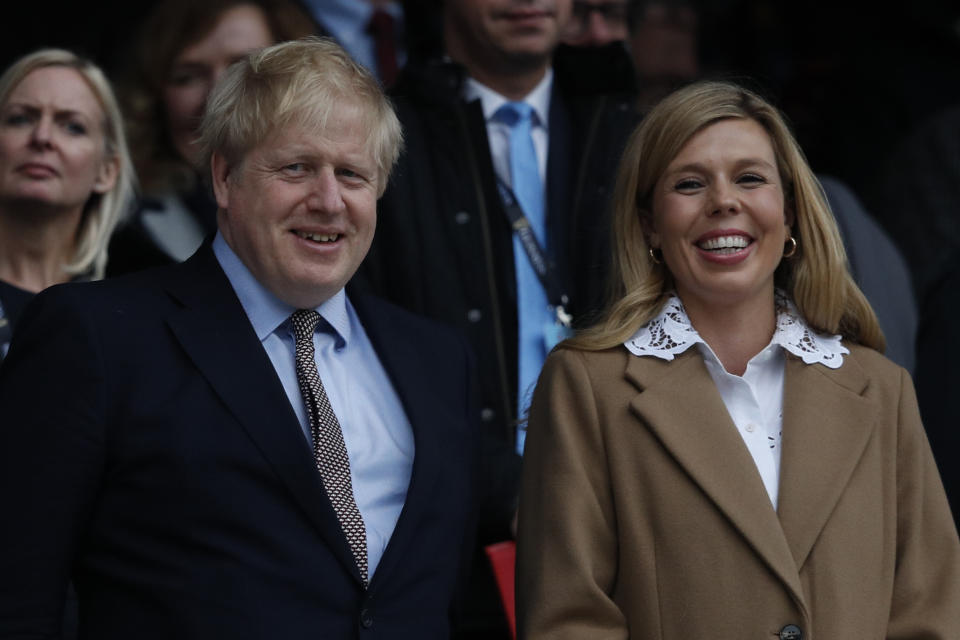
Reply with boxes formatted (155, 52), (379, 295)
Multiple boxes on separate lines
(463, 64), (549, 102)
(443, 27), (553, 101)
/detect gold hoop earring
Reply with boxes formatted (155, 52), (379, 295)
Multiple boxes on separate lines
(783, 236), (798, 258)
(648, 247), (663, 265)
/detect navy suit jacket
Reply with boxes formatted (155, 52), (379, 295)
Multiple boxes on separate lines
(0, 245), (479, 639)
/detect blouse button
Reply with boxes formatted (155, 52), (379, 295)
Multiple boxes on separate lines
(745, 423), (756, 433)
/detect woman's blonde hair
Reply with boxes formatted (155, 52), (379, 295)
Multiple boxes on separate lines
(0, 48), (136, 279)
(573, 80), (884, 352)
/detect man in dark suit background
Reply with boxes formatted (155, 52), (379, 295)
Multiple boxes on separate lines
(357, 2), (636, 635)
(0, 37), (478, 639)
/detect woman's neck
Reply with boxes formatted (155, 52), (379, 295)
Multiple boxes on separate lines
(0, 205), (82, 292)
(681, 290), (778, 376)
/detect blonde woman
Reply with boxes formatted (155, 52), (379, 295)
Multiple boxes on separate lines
(0, 48), (134, 358)
(516, 80), (960, 639)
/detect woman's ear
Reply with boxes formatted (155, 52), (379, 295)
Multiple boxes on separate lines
(92, 154), (119, 194)
(639, 209), (660, 248)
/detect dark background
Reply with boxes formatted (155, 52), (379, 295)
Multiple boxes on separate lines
(2, 1), (960, 233)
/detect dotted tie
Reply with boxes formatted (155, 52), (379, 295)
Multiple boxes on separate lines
(290, 309), (368, 586)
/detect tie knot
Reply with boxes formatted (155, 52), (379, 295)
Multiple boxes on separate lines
(290, 309), (322, 343)
(496, 101), (534, 128)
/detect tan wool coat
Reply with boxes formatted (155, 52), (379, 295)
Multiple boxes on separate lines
(516, 343), (960, 639)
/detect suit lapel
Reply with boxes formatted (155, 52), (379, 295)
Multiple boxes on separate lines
(626, 350), (807, 606)
(349, 295), (447, 588)
(776, 352), (876, 570)
(163, 246), (365, 585)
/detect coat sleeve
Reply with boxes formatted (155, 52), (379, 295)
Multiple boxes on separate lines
(515, 349), (628, 639)
(0, 287), (107, 639)
(887, 367), (960, 639)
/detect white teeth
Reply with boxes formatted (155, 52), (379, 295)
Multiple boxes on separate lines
(296, 231), (340, 242)
(698, 235), (750, 251)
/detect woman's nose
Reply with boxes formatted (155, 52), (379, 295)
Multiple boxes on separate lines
(709, 181), (740, 216)
(29, 115), (54, 148)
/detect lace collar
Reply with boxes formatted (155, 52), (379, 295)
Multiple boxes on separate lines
(624, 292), (849, 369)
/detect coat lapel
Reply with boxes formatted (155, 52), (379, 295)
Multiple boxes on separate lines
(776, 352), (876, 570)
(626, 349), (807, 607)
(162, 246), (365, 585)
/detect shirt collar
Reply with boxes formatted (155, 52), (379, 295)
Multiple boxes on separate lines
(212, 232), (352, 345)
(463, 67), (553, 130)
(623, 290), (849, 369)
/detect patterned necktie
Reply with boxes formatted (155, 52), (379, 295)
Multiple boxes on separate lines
(496, 102), (551, 454)
(290, 309), (368, 586)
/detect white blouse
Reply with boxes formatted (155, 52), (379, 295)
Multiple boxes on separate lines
(623, 293), (849, 510)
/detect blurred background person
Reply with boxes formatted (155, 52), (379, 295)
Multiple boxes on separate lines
(627, 0), (699, 113)
(359, 0), (637, 635)
(0, 48), (134, 361)
(915, 251), (960, 528)
(299, 0), (406, 87)
(109, 0), (315, 274)
(561, 0), (629, 47)
(516, 79), (960, 638)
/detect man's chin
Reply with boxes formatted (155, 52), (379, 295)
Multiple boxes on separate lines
(496, 46), (555, 74)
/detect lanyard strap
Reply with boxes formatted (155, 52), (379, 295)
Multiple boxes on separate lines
(496, 179), (573, 327)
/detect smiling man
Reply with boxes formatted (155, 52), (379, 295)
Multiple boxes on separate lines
(0, 37), (478, 639)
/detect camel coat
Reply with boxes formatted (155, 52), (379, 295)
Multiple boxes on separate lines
(516, 343), (960, 639)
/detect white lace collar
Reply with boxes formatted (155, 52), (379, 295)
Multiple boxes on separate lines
(624, 291), (849, 369)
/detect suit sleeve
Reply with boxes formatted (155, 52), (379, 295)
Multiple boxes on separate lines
(515, 349), (628, 639)
(887, 367), (960, 639)
(0, 287), (108, 639)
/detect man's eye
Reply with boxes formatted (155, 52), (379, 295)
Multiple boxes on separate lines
(338, 168), (359, 178)
(284, 163), (307, 173)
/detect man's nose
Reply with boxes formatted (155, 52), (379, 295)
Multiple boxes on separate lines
(307, 168), (347, 213)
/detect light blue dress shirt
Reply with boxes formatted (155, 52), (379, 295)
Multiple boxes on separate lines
(304, 0), (406, 79)
(213, 233), (414, 578)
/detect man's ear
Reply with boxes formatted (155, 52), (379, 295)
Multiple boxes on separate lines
(210, 152), (232, 210)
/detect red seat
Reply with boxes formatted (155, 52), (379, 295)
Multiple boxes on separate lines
(484, 541), (517, 639)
